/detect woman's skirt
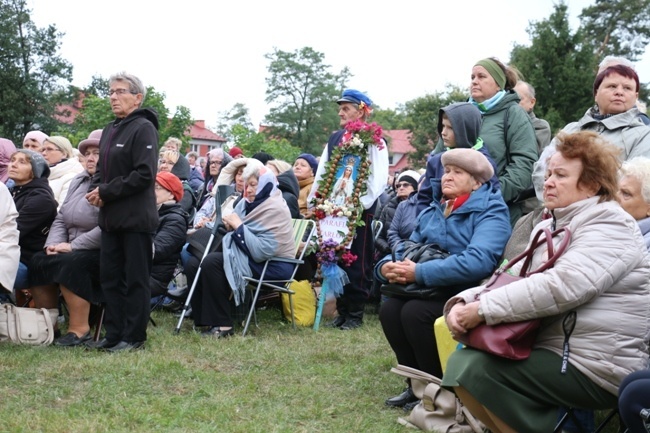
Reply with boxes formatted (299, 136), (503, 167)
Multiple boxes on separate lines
(29, 250), (102, 304)
(441, 347), (616, 432)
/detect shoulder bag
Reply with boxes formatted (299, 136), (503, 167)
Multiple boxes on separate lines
(380, 240), (450, 299)
(0, 303), (59, 346)
(455, 226), (571, 360)
(391, 364), (483, 433)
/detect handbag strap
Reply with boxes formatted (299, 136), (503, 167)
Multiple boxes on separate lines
(500, 227), (571, 277)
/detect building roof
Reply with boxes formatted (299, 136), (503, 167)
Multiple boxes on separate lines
(384, 129), (414, 154)
(190, 120), (227, 142)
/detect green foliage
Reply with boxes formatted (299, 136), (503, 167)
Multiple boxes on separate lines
(372, 105), (408, 130)
(216, 103), (254, 143)
(402, 84), (468, 167)
(263, 47), (350, 155)
(161, 105), (193, 153)
(230, 124), (301, 163)
(0, 0), (73, 143)
(579, 0), (650, 60)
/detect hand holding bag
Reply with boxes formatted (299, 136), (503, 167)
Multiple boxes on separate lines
(380, 240), (450, 299)
(455, 227), (571, 360)
(391, 364), (483, 432)
(0, 303), (58, 346)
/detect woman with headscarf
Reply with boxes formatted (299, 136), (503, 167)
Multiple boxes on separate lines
(28, 130), (102, 345)
(184, 164), (294, 338)
(8, 149), (58, 302)
(41, 136), (83, 208)
(0, 138), (17, 187)
(432, 58), (538, 226)
(293, 153), (318, 217)
(198, 148), (232, 208)
(22, 130), (48, 153)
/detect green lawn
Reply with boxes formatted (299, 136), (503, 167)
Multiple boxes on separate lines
(0, 307), (408, 433)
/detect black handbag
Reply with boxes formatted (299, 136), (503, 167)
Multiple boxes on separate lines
(380, 240), (450, 299)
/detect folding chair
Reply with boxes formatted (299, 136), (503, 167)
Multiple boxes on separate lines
(241, 218), (316, 337)
(553, 407), (620, 433)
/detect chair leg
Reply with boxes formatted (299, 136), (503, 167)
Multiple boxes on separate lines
(93, 305), (105, 342)
(242, 284), (263, 337)
(288, 292), (296, 330)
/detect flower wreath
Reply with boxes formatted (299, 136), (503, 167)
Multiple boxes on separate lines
(311, 120), (384, 272)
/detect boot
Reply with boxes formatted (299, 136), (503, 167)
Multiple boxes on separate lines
(340, 303), (364, 330)
(326, 297), (348, 328)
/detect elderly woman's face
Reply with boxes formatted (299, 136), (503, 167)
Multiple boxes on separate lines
(441, 165), (480, 199)
(23, 138), (43, 152)
(395, 180), (415, 199)
(154, 182), (174, 205)
(209, 157), (223, 176)
(41, 141), (64, 165)
(618, 175), (650, 221)
(158, 157), (175, 173)
(293, 158), (312, 181)
(595, 72), (638, 115)
(8, 153), (33, 185)
(543, 153), (598, 210)
(235, 167), (245, 193)
(245, 175), (259, 202)
(470, 65), (500, 103)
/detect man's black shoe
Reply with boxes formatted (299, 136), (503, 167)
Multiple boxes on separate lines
(104, 340), (145, 353)
(385, 387), (418, 408)
(340, 316), (363, 330)
(326, 315), (346, 328)
(84, 337), (117, 350)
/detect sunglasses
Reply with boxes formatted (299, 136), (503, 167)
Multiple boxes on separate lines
(396, 182), (413, 189)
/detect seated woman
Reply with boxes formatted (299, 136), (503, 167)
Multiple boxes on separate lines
(618, 156), (650, 249)
(41, 136), (83, 209)
(387, 174), (423, 251)
(150, 171), (190, 299)
(0, 182), (19, 296)
(266, 159), (301, 219)
(184, 164), (295, 338)
(8, 150), (58, 305)
(374, 170), (420, 256)
(442, 131), (650, 433)
(293, 154), (318, 217)
(375, 148), (511, 408)
(28, 131), (102, 345)
(159, 148), (196, 218)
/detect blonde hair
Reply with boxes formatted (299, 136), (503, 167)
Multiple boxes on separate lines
(159, 150), (179, 165)
(266, 159), (292, 174)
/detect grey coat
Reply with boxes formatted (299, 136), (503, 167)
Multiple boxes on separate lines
(45, 171), (100, 250)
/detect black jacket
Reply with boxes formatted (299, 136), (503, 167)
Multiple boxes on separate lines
(277, 169), (301, 219)
(374, 195), (401, 255)
(12, 178), (57, 264)
(150, 202), (189, 296)
(91, 108), (159, 232)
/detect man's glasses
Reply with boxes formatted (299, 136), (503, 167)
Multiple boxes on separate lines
(108, 88), (135, 96)
(209, 160), (223, 166)
(396, 182), (413, 189)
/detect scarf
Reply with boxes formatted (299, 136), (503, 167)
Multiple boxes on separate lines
(441, 193), (471, 217)
(470, 90), (506, 113)
(244, 168), (278, 214)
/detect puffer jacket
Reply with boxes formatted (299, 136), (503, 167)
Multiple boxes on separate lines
(387, 192), (419, 251)
(532, 107), (650, 197)
(45, 171), (100, 250)
(446, 197), (650, 395)
(150, 202), (189, 296)
(375, 181), (511, 300)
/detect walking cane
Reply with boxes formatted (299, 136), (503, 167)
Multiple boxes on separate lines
(174, 184), (234, 333)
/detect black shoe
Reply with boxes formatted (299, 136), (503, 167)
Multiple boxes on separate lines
(104, 340), (145, 353)
(403, 399), (421, 412)
(201, 327), (234, 339)
(326, 315), (346, 328)
(84, 337), (117, 350)
(55, 331), (91, 347)
(385, 387), (418, 408)
(340, 316), (363, 330)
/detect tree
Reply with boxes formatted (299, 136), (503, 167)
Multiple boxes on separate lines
(216, 103), (253, 143)
(580, 0), (650, 61)
(402, 85), (468, 167)
(263, 47), (351, 155)
(0, 0), (73, 143)
(372, 105), (408, 130)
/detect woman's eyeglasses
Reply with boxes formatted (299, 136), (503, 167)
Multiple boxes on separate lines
(396, 182), (413, 189)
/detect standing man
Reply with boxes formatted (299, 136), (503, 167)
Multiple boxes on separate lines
(86, 72), (159, 352)
(310, 89), (389, 330)
(514, 81), (552, 153)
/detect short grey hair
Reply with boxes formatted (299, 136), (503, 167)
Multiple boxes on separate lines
(109, 71), (146, 106)
(620, 156), (650, 203)
(516, 80), (536, 99)
(598, 56), (635, 74)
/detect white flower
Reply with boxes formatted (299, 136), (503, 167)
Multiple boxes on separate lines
(345, 211), (352, 217)
(336, 211), (343, 217)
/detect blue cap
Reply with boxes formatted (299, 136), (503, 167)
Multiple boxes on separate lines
(337, 89), (373, 108)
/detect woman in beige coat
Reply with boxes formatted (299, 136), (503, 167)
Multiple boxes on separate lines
(442, 131), (650, 433)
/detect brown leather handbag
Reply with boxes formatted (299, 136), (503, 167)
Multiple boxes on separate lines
(455, 226), (572, 360)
